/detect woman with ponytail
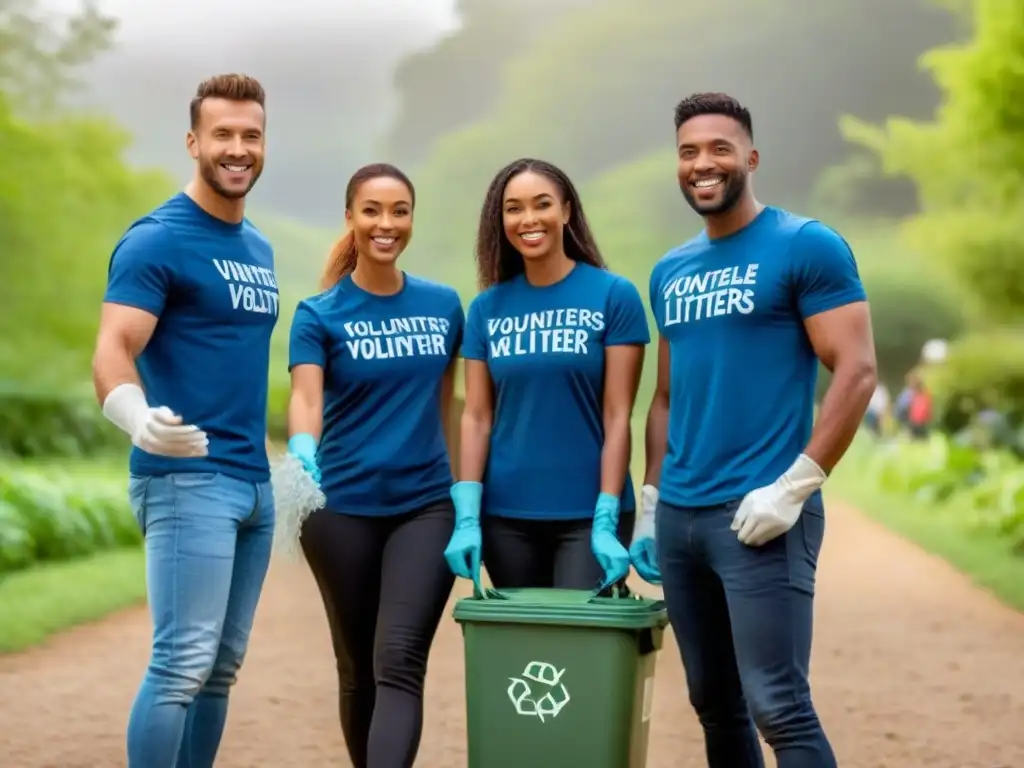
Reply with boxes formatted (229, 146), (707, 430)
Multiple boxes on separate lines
(284, 163), (463, 767)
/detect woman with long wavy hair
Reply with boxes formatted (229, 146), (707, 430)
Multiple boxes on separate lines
(443, 157), (650, 593)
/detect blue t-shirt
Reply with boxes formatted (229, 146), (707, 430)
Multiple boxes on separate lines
(104, 192), (279, 482)
(289, 273), (464, 516)
(462, 263), (651, 520)
(649, 206), (867, 507)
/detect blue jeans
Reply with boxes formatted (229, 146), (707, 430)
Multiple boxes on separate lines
(126, 472), (275, 768)
(656, 496), (836, 768)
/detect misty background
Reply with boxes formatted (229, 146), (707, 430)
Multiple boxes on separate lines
(3, 0), (1017, 440)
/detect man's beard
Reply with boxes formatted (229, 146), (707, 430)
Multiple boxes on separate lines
(199, 156), (261, 200)
(680, 170), (746, 216)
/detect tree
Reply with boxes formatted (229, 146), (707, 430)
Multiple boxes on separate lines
(0, 0), (116, 114)
(841, 0), (1024, 425)
(0, 2), (172, 387)
(841, 0), (1024, 322)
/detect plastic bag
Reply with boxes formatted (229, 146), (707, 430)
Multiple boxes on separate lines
(270, 452), (326, 560)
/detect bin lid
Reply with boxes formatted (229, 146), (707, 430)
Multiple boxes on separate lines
(452, 588), (668, 630)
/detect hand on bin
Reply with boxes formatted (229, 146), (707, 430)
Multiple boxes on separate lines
(445, 481), (483, 582)
(287, 433), (321, 484)
(592, 492), (631, 589)
(629, 484), (661, 584)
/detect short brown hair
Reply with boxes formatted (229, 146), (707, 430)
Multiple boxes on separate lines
(189, 73), (266, 129)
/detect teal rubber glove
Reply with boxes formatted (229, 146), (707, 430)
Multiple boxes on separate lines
(629, 485), (661, 584)
(592, 492), (631, 589)
(287, 433), (321, 484)
(444, 481), (483, 584)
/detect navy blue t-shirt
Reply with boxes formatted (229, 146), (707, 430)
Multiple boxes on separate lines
(649, 206), (867, 507)
(288, 273), (464, 516)
(104, 192), (279, 482)
(462, 263), (651, 520)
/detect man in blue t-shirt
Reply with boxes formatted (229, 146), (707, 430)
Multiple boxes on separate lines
(91, 74), (278, 768)
(630, 93), (877, 767)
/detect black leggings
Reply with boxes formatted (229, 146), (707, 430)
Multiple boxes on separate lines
(482, 512), (635, 591)
(300, 501), (455, 768)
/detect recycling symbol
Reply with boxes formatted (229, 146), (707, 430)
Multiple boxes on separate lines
(507, 660), (570, 722)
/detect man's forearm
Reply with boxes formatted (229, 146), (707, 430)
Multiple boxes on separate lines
(92, 343), (141, 406)
(643, 394), (669, 486)
(804, 363), (877, 473)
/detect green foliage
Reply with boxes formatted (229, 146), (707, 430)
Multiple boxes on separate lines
(0, 88), (175, 388)
(927, 329), (1024, 434)
(863, 434), (1024, 554)
(0, 388), (123, 458)
(842, 2), (1024, 426)
(841, 0), (1024, 320)
(0, 461), (138, 574)
(857, 265), (966, 390)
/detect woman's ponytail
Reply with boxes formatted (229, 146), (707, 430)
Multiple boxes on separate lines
(319, 231), (358, 291)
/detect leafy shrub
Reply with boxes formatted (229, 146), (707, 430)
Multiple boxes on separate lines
(0, 387), (124, 459)
(0, 463), (139, 573)
(863, 434), (1024, 554)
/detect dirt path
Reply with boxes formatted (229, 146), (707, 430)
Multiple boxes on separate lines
(2, 500), (1024, 767)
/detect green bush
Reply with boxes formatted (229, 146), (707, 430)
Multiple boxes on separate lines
(0, 387), (125, 459)
(862, 434), (1024, 554)
(0, 463), (138, 573)
(926, 329), (1024, 436)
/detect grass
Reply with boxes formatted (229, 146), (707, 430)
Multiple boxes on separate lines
(0, 546), (146, 654)
(830, 453), (1024, 612)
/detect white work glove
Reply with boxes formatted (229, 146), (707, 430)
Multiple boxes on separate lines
(629, 484), (661, 584)
(731, 454), (826, 547)
(102, 383), (209, 458)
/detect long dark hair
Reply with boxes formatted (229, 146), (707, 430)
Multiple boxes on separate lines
(320, 163), (416, 291)
(475, 158), (605, 290)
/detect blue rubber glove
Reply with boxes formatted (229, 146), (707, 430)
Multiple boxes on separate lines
(444, 481), (483, 584)
(287, 433), (321, 484)
(629, 485), (661, 584)
(592, 492), (631, 589)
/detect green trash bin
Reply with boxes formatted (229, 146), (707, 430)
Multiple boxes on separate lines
(452, 587), (669, 767)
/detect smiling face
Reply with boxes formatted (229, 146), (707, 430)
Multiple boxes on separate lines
(676, 113), (758, 217)
(501, 170), (570, 263)
(187, 97), (266, 200)
(345, 175), (414, 266)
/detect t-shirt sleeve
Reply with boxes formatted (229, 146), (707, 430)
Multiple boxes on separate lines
(103, 220), (176, 316)
(790, 222), (867, 319)
(288, 301), (328, 370)
(461, 296), (488, 361)
(604, 276), (651, 346)
(448, 297), (466, 360)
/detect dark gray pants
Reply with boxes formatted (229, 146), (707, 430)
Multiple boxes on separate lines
(481, 512), (635, 591)
(657, 495), (836, 768)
